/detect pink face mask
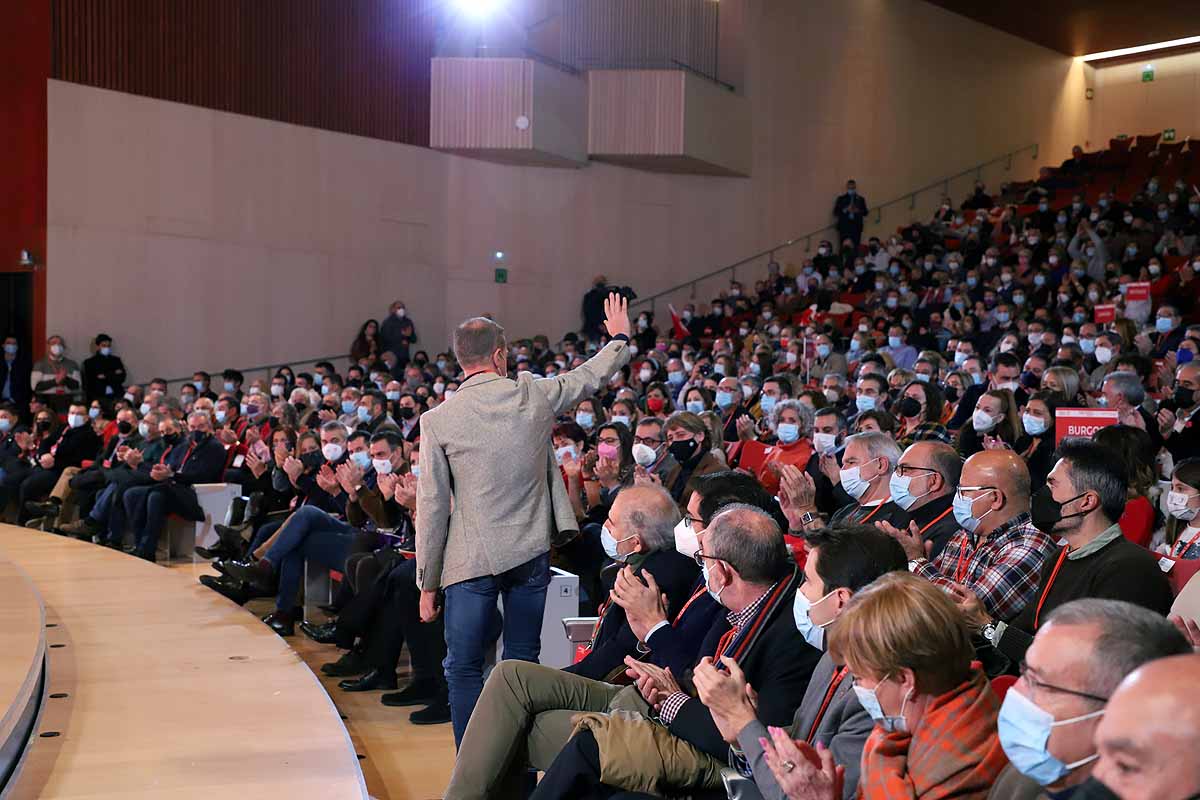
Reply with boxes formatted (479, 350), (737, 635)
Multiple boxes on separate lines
(597, 443), (620, 460)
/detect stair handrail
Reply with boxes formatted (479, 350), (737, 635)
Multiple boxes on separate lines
(631, 143), (1040, 313)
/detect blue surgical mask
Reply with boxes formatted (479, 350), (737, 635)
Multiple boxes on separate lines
(855, 395), (876, 413)
(888, 472), (931, 511)
(356, 405), (371, 422)
(793, 588), (836, 650)
(715, 391), (736, 410)
(952, 488), (995, 533)
(667, 371), (685, 387)
(853, 678), (910, 732)
(701, 560), (725, 605)
(610, 414), (631, 428)
(1022, 413), (1048, 436)
(350, 450), (372, 470)
(88, 407), (101, 419)
(575, 411), (595, 429)
(760, 395), (777, 415)
(1157, 316), (1175, 333)
(215, 410), (227, 424)
(0, 418), (11, 433)
(888, 336), (902, 348)
(385, 390), (401, 401)
(341, 400), (357, 415)
(223, 381), (235, 392)
(411, 464), (421, 478)
(776, 422), (800, 443)
(685, 400), (705, 414)
(998, 688), (1104, 786)
(816, 344), (831, 359)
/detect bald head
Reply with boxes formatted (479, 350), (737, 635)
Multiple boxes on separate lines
(705, 504), (789, 587)
(958, 450), (1030, 534)
(1093, 654), (1200, 799)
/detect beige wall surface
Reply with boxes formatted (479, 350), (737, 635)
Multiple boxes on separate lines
(1089, 50), (1200, 147)
(47, 0), (1089, 381)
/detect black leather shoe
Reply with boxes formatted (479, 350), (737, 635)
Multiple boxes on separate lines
(321, 651), (368, 677)
(225, 558), (274, 587)
(24, 500), (60, 518)
(379, 681), (440, 708)
(409, 699), (452, 725)
(262, 610), (294, 637)
(214, 523), (249, 551)
(194, 544), (231, 561)
(300, 621), (339, 644)
(338, 668), (398, 692)
(199, 574), (250, 605)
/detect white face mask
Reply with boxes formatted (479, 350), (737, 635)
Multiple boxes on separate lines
(372, 457), (394, 475)
(813, 432), (838, 454)
(840, 458), (879, 501)
(631, 443), (659, 467)
(793, 586), (837, 650)
(854, 677), (911, 733)
(674, 518), (700, 559)
(1167, 490), (1199, 522)
(321, 442), (345, 462)
(972, 409), (1000, 432)
(555, 444), (577, 464)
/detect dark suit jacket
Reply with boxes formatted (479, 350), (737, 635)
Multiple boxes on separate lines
(565, 550), (700, 681)
(0, 356), (31, 409)
(157, 435), (228, 520)
(82, 352), (127, 402)
(641, 577), (726, 678)
(666, 581), (822, 760)
(38, 424), (102, 471)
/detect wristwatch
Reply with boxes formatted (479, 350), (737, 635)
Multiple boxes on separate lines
(907, 559), (922, 572)
(981, 622), (999, 645)
(799, 510), (819, 526)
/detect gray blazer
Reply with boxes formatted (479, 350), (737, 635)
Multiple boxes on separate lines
(734, 653), (872, 800)
(416, 339), (629, 590)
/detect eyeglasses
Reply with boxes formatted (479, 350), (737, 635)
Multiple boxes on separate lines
(1019, 661), (1108, 704)
(957, 485), (997, 497)
(634, 436), (662, 446)
(894, 464), (938, 478)
(692, 547), (727, 569)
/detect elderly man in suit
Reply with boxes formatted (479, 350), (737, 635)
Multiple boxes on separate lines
(417, 293), (632, 746)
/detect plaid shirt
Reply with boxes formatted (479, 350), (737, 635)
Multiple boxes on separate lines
(899, 421), (953, 448)
(657, 582), (777, 724)
(913, 512), (1056, 621)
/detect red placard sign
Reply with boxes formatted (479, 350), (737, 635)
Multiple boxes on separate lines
(1055, 408), (1119, 444)
(1093, 304), (1117, 323)
(1126, 282), (1151, 302)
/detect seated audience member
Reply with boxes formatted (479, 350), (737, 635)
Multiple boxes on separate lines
(894, 380), (951, 448)
(631, 417), (682, 494)
(223, 422), (358, 634)
(443, 503), (818, 800)
(356, 389), (400, 436)
(828, 431), (908, 528)
(696, 524), (908, 799)
(1087, 654), (1200, 800)
(1164, 458), (1200, 559)
(737, 400), (816, 497)
(663, 411), (725, 507)
(958, 388), (1028, 457)
(880, 441), (961, 561)
(1099, 371), (1161, 449)
(17, 402), (101, 524)
(961, 440), (1174, 669)
(120, 411), (225, 560)
(902, 449), (1056, 621)
(758, 572), (1007, 800)
(1158, 361), (1200, 463)
(566, 484), (696, 681)
(1092, 425), (1157, 548)
(850, 409), (895, 437)
(990, 599), (1191, 799)
(1019, 391), (1062, 489)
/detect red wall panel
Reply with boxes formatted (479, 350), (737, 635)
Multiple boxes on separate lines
(51, 0), (437, 147)
(0, 2), (50, 353)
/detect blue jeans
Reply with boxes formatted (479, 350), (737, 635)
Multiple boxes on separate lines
(442, 551), (551, 747)
(264, 505), (356, 612)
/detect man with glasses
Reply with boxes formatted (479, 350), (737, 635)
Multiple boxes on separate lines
(898, 449), (1056, 622)
(955, 441), (1172, 668)
(876, 441), (961, 561)
(988, 599), (1190, 800)
(632, 418), (682, 495)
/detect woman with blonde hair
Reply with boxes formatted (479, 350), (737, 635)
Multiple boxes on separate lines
(956, 389), (1027, 457)
(760, 572), (1006, 799)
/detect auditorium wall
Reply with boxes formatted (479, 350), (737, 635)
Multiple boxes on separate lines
(1088, 49), (1200, 147)
(46, 0), (1090, 381)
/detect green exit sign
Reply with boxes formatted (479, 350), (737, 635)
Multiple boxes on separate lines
(1142, 65), (1155, 82)
(494, 268), (508, 284)
(1164, 128), (1177, 142)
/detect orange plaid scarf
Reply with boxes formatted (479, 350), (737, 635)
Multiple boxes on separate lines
(858, 668), (1008, 799)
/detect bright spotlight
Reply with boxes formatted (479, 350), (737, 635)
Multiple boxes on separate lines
(452, 0), (503, 20)
(494, 251), (505, 261)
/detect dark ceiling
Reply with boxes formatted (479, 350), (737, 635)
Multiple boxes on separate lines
(925, 1), (1200, 57)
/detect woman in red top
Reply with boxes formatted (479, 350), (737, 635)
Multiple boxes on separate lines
(744, 399), (815, 497)
(1093, 425), (1158, 548)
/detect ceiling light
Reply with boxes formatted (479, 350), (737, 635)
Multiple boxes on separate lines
(1081, 34), (1200, 62)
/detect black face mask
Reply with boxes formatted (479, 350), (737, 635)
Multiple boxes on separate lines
(896, 397), (923, 419)
(397, 406), (416, 421)
(294, 402), (308, 413)
(300, 451), (325, 470)
(1175, 385), (1197, 409)
(1031, 486), (1088, 534)
(117, 420), (133, 435)
(163, 432), (182, 446)
(191, 430), (209, 444)
(943, 385), (959, 403)
(668, 438), (699, 464)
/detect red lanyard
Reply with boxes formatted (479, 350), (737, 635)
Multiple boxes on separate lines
(919, 505), (954, 537)
(1033, 546), (1070, 630)
(858, 498), (890, 525)
(1174, 527), (1200, 558)
(953, 542), (974, 584)
(673, 587), (708, 628)
(806, 666), (849, 743)
(714, 627), (737, 660)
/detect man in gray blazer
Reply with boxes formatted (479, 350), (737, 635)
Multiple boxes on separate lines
(416, 293), (631, 745)
(695, 525), (907, 800)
